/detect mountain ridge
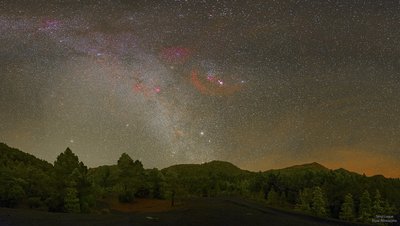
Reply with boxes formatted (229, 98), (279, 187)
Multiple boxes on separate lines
(0, 142), (396, 179)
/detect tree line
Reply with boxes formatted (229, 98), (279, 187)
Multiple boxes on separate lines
(0, 143), (399, 225)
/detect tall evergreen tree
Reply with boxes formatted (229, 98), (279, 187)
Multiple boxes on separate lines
(339, 193), (355, 221)
(311, 186), (327, 217)
(382, 200), (396, 215)
(117, 153), (134, 202)
(117, 153), (134, 172)
(372, 190), (384, 216)
(358, 190), (372, 222)
(64, 187), (80, 213)
(52, 148), (90, 212)
(117, 153), (145, 202)
(266, 187), (280, 205)
(295, 188), (312, 213)
(147, 168), (166, 199)
(279, 191), (287, 206)
(54, 148), (85, 178)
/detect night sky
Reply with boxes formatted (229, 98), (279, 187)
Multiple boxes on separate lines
(1, 0), (399, 177)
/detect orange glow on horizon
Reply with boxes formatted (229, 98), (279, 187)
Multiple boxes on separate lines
(238, 148), (400, 178)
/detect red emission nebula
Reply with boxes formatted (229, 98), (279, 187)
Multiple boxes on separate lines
(190, 69), (243, 96)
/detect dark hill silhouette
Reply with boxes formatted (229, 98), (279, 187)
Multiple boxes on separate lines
(279, 162), (329, 171)
(0, 142), (392, 180)
(0, 143), (52, 171)
(202, 160), (244, 172)
(162, 160), (251, 177)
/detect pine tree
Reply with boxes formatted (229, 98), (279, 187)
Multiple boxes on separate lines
(311, 186), (327, 217)
(54, 148), (85, 178)
(295, 188), (312, 213)
(117, 153), (144, 202)
(382, 200), (395, 215)
(64, 187), (80, 213)
(279, 191), (287, 206)
(53, 148), (90, 212)
(266, 188), (280, 206)
(117, 153), (135, 173)
(358, 190), (372, 222)
(339, 193), (355, 221)
(372, 190), (384, 216)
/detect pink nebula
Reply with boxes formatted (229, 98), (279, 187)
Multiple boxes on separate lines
(160, 47), (191, 64)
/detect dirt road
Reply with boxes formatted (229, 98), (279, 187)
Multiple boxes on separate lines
(0, 198), (375, 226)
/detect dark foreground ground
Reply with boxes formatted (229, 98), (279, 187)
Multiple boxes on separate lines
(0, 198), (383, 226)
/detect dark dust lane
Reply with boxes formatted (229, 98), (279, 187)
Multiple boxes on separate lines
(0, 198), (370, 226)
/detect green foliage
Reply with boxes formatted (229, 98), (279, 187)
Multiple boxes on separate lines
(52, 148), (92, 212)
(0, 183), (25, 207)
(311, 186), (328, 217)
(295, 187), (328, 217)
(54, 148), (85, 178)
(116, 153), (145, 202)
(87, 165), (119, 197)
(45, 193), (63, 212)
(0, 143), (54, 208)
(117, 153), (134, 172)
(266, 187), (280, 205)
(382, 200), (395, 216)
(28, 197), (43, 209)
(64, 187), (80, 213)
(249, 173), (266, 193)
(0, 143), (52, 171)
(161, 161), (251, 198)
(358, 190), (372, 222)
(339, 193), (354, 221)
(1, 142), (400, 223)
(146, 168), (166, 199)
(372, 190), (384, 216)
(295, 188), (313, 213)
(279, 192), (288, 206)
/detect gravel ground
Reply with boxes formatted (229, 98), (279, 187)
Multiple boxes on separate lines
(0, 198), (378, 226)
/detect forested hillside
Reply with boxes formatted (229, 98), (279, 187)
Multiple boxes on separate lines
(0, 143), (54, 209)
(0, 143), (399, 224)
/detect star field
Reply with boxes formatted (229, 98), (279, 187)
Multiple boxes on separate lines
(0, 0), (399, 177)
